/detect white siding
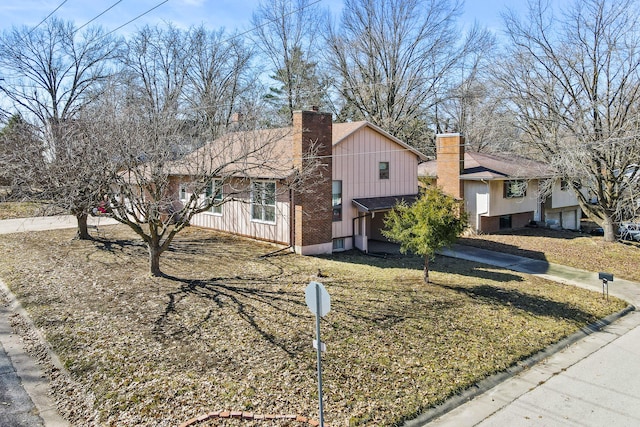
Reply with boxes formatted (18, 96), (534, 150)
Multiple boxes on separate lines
(487, 180), (540, 216)
(464, 181), (490, 231)
(189, 184), (291, 246)
(550, 180), (580, 209)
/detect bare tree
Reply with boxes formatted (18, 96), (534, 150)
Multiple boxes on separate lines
(251, 0), (329, 124)
(0, 18), (121, 238)
(499, 0), (640, 241)
(185, 26), (255, 139)
(434, 28), (520, 153)
(90, 95), (321, 276)
(325, 0), (485, 152)
(92, 24), (322, 276)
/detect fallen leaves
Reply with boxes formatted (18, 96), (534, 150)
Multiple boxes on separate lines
(0, 225), (628, 426)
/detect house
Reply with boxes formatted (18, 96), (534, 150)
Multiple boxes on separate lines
(181, 109), (427, 254)
(419, 133), (582, 233)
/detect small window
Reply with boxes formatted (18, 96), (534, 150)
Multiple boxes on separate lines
(251, 181), (276, 222)
(504, 180), (527, 198)
(206, 180), (223, 215)
(179, 184), (187, 201)
(379, 161), (389, 179)
(332, 238), (345, 251)
(332, 180), (342, 221)
(499, 215), (512, 229)
(560, 179), (569, 191)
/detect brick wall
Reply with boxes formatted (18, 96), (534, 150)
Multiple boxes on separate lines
(292, 110), (333, 250)
(436, 133), (465, 200)
(480, 211), (534, 233)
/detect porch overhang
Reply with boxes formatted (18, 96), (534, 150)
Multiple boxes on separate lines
(352, 194), (419, 213)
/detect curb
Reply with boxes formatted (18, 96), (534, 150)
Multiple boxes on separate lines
(402, 304), (636, 426)
(0, 279), (71, 426)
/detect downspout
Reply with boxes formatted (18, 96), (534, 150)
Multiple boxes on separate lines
(290, 187), (296, 254)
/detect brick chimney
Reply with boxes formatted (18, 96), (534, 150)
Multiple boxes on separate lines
(292, 110), (333, 254)
(436, 133), (465, 200)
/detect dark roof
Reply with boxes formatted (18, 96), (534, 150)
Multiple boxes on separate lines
(352, 194), (419, 212)
(418, 151), (555, 180)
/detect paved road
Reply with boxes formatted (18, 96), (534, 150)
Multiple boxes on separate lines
(0, 339), (44, 427)
(405, 244), (640, 427)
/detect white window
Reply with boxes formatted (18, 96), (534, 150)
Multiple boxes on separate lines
(504, 180), (527, 198)
(332, 180), (342, 221)
(379, 161), (389, 179)
(332, 238), (345, 251)
(251, 181), (276, 222)
(179, 184), (187, 201)
(206, 180), (223, 215)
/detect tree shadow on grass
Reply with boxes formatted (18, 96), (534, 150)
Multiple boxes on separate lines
(431, 258), (526, 283)
(440, 283), (597, 324)
(92, 237), (148, 259)
(322, 250), (526, 284)
(154, 274), (309, 358)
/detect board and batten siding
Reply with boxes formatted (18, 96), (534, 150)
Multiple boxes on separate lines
(332, 126), (420, 242)
(189, 183), (291, 246)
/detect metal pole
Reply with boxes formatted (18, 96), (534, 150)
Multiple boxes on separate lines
(315, 283), (325, 427)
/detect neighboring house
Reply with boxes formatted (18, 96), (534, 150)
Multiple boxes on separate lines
(419, 133), (582, 233)
(179, 109), (427, 254)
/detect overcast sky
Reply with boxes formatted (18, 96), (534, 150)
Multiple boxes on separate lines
(0, 0), (537, 38)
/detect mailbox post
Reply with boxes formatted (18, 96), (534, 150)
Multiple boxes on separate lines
(598, 272), (614, 300)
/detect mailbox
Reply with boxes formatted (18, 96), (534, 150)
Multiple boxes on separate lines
(598, 272), (614, 282)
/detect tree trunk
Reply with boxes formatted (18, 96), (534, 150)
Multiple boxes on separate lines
(423, 255), (430, 284)
(148, 241), (163, 277)
(602, 215), (616, 243)
(75, 212), (91, 240)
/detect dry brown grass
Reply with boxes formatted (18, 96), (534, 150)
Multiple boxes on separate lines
(0, 201), (45, 219)
(459, 227), (640, 282)
(0, 225), (627, 426)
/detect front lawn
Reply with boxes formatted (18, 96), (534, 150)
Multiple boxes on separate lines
(0, 225), (626, 426)
(459, 227), (640, 282)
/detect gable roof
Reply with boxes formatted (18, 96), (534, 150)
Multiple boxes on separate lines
(333, 121), (428, 161)
(170, 120), (427, 178)
(418, 151), (555, 181)
(169, 127), (296, 179)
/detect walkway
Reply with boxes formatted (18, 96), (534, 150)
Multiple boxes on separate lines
(405, 244), (640, 427)
(0, 215), (118, 235)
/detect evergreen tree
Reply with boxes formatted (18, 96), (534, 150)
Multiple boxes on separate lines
(383, 186), (468, 283)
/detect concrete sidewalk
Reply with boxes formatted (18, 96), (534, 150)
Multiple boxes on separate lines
(405, 244), (640, 427)
(0, 215), (119, 235)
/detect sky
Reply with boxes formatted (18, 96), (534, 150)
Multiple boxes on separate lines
(0, 0), (530, 38)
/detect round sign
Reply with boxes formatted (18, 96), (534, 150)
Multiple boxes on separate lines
(305, 281), (331, 317)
